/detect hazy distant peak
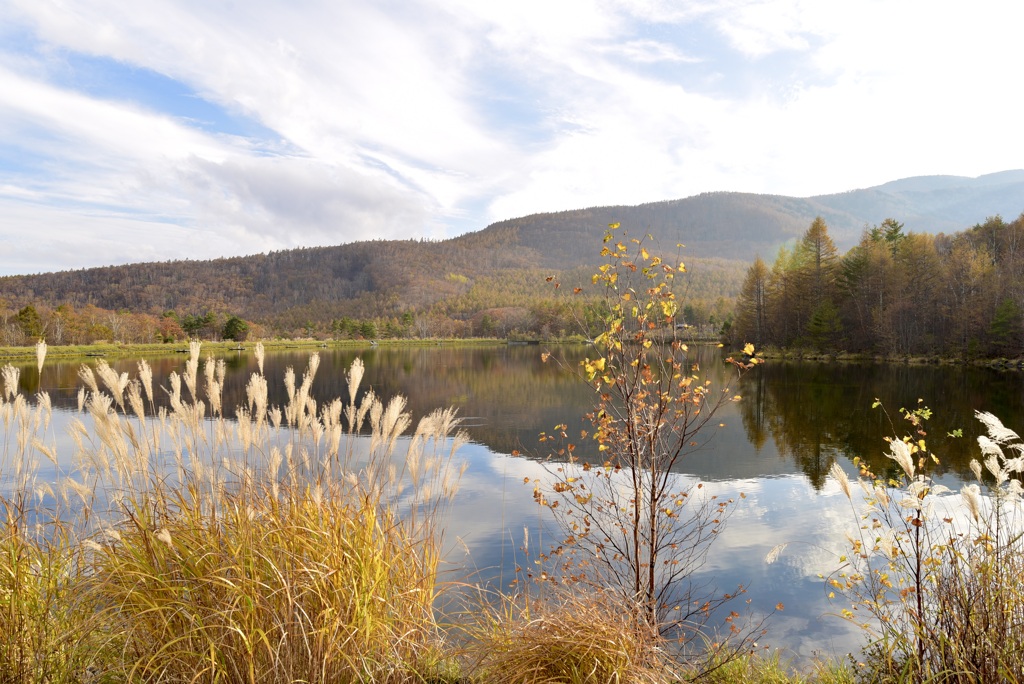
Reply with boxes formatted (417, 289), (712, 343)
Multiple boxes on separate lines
(869, 170), (1024, 194)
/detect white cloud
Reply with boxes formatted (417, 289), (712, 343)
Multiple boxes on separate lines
(608, 39), (702, 64)
(0, 0), (1021, 273)
(713, 0), (819, 58)
(183, 155), (435, 243)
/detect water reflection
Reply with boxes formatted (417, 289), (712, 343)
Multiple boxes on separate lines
(15, 347), (1024, 485)
(736, 361), (1024, 488)
(6, 345), (1024, 664)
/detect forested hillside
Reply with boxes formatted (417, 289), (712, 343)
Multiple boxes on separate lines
(0, 224), (743, 344)
(732, 213), (1024, 358)
(1, 171), (1022, 346)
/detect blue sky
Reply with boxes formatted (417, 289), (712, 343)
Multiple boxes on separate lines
(1, 0), (1022, 275)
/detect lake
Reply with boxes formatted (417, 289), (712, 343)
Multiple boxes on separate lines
(7, 343), (1024, 665)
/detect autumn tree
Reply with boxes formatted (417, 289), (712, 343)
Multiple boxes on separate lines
(881, 233), (944, 355)
(765, 246), (800, 346)
(733, 256), (769, 346)
(840, 227), (898, 351)
(792, 217), (841, 346)
(943, 237), (995, 355)
(540, 225), (764, 671)
(157, 313), (185, 343)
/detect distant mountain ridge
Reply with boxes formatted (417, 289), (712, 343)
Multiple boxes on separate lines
(1, 171), (1022, 332)
(486, 170), (1024, 263)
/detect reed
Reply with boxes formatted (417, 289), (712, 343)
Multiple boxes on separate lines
(0, 342), (468, 683)
(826, 405), (1024, 683)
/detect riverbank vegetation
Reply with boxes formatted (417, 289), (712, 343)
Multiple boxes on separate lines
(0, 241), (739, 345)
(816, 403), (1024, 683)
(733, 213), (1024, 360)
(0, 336), (515, 363)
(2, 341), (469, 682)
(1, 340), (854, 683)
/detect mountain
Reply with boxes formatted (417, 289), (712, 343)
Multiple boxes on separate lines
(1, 171), (1022, 334)
(482, 170), (1024, 263)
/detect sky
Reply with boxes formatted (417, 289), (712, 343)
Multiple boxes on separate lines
(1, 0), (1022, 275)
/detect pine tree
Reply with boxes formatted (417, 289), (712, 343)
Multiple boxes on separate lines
(807, 298), (843, 351)
(989, 298), (1023, 357)
(734, 257), (769, 346)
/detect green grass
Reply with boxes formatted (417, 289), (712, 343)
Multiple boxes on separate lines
(0, 337), (529, 362)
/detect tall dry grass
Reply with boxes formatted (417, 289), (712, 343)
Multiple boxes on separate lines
(461, 585), (670, 684)
(1, 342), (468, 683)
(826, 405), (1024, 683)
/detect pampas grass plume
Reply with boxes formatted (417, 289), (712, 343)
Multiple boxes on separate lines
(35, 339), (46, 375)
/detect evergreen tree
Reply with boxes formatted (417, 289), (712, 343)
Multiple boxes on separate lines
(989, 298), (1023, 357)
(734, 257), (769, 346)
(222, 315), (249, 342)
(807, 298), (843, 351)
(16, 305), (43, 339)
(479, 314), (495, 337)
(359, 321), (377, 339)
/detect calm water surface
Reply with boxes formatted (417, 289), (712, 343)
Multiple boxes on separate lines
(7, 344), (1024, 664)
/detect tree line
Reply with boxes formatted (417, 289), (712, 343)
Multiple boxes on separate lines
(732, 213), (1024, 357)
(0, 303), (253, 346)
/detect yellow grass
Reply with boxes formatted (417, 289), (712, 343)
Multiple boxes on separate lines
(1, 342), (468, 683)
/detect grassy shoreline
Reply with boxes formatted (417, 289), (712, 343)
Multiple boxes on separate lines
(0, 337), (513, 362)
(750, 345), (1024, 369)
(8, 337), (1024, 373)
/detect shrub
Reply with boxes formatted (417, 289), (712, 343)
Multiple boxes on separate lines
(826, 404), (1024, 683)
